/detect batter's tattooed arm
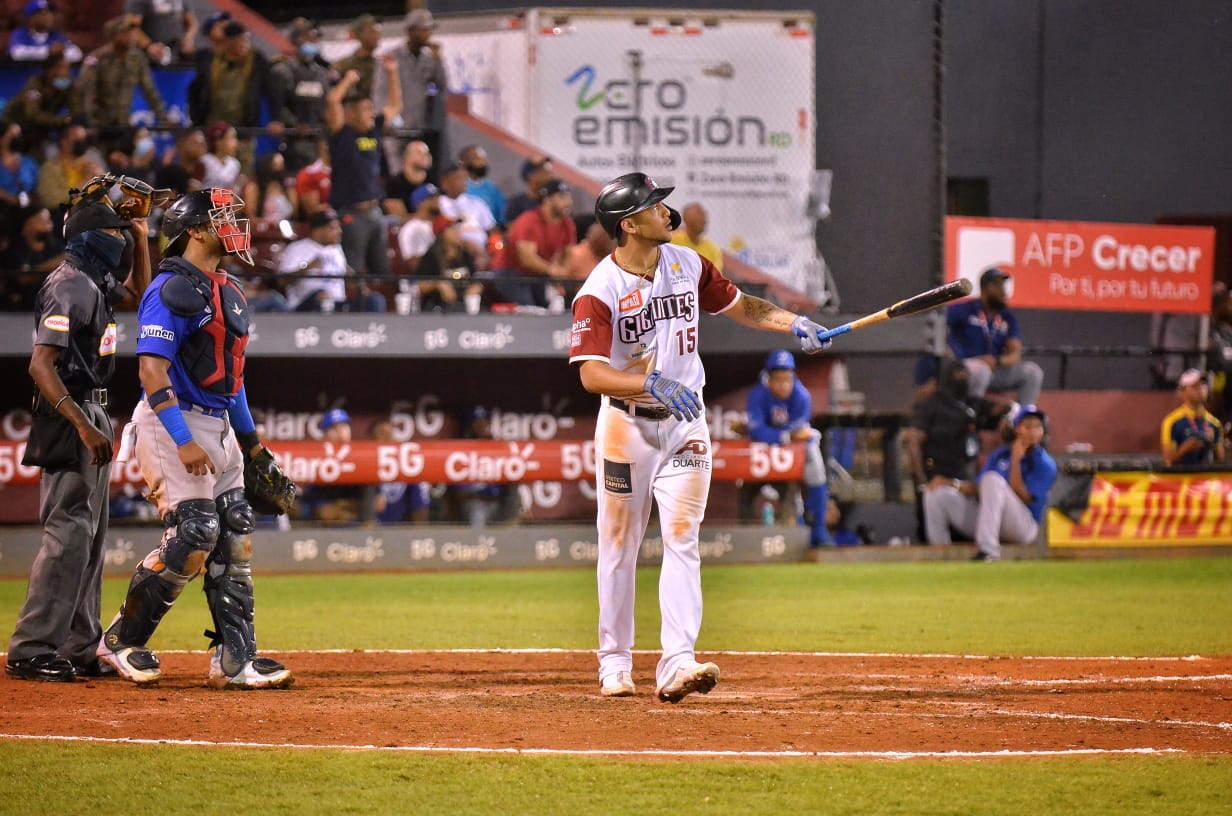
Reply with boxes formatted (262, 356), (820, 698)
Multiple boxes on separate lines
(724, 294), (800, 333)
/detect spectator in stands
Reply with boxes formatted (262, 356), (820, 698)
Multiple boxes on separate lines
(294, 139), (330, 218)
(1161, 368), (1225, 467)
(370, 419), (431, 523)
(946, 267), (1043, 407)
(200, 122), (242, 190)
(566, 219), (614, 280)
(194, 10), (229, 61)
(126, 0), (198, 64)
(0, 206), (63, 311)
(417, 215), (484, 313)
(272, 18), (333, 174)
(396, 183), (440, 269)
(459, 144), (504, 227)
(326, 61), (401, 282)
(493, 178), (575, 308)
(437, 161), (496, 264)
(188, 22), (282, 139)
(302, 409), (383, 525)
(37, 125), (103, 212)
(670, 202), (723, 271)
(152, 127), (205, 196)
(504, 155), (552, 224)
(0, 54), (74, 153)
(333, 14), (382, 102)
(1207, 284), (1232, 419)
(73, 16), (168, 129)
(373, 9), (448, 180)
(924, 404), (1057, 560)
(279, 207), (383, 314)
(448, 406), (519, 527)
(0, 125), (41, 210)
(104, 126), (158, 186)
(742, 349), (832, 547)
(383, 140), (433, 223)
(241, 152), (297, 224)
(9, 0), (82, 63)
(907, 358), (1010, 545)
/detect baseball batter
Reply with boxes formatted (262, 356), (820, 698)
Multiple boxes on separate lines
(570, 172), (831, 702)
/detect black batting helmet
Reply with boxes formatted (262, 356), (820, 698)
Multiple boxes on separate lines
(162, 188), (252, 265)
(594, 172), (681, 240)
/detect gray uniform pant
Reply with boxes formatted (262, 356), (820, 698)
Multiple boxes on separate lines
(8, 402), (111, 664)
(922, 472), (1039, 558)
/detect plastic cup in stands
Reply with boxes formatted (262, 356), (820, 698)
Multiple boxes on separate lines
(395, 292), (414, 315)
(320, 297), (335, 314)
(465, 292), (481, 315)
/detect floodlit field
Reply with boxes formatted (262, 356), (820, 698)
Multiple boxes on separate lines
(2, 558), (1230, 815)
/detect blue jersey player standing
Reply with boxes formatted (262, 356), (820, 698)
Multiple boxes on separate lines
(98, 188), (294, 689)
(745, 350), (831, 547)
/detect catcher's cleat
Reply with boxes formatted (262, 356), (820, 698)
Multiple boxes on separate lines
(600, 671), (636, 697)
(656, 662), (719, 704)
(207, 649), (293, 690)
(96, 643), (161, 686)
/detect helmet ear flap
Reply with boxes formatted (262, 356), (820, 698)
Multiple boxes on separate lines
(668, 206), (681, 231)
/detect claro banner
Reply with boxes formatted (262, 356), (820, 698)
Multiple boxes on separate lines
(945, 216), (1215, 313)
(1048, 471), (1232, 547)
(0, 439), (805, 488)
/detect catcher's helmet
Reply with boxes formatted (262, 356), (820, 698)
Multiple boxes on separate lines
(594, 172), (681, 239)
(764, 349), (797, 373)
(162, 187), (252, 265)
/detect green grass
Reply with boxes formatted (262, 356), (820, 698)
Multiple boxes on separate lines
(0, 743), (1229, 816)
(2, 557), (1227, 655)
(2, 557), (1230, 816)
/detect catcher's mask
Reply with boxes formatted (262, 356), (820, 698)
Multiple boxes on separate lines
(68, 172), (174, 219)
(594, 172), (681, 241)
(162, 187), (253, 265)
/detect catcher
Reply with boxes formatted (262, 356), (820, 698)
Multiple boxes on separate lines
(97, 187), (297, 689)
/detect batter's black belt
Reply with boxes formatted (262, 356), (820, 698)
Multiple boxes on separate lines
(69, 387), (108, 409)
(608, 397), (671, 421)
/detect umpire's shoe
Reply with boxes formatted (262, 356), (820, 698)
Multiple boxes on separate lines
(5, 653), (76, 682)
(656, 662), (720, 704)
(207, 649), (293, 690)
(96, 642), (161, 686)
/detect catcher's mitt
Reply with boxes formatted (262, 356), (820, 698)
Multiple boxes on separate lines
(238, 432), (296, 515)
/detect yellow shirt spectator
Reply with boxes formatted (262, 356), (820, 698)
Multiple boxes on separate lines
(670, 202), (723, 270)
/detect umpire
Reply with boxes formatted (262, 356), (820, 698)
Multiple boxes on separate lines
(5, 195), (151, 682)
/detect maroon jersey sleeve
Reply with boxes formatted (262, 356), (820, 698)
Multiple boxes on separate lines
(569, 294), (614, 363)
(697, 256), (741, 314)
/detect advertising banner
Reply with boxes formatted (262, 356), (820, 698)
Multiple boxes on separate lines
(945, 216), (1215, 314)
(1048, 471), (1232, 547)
(0, 438), (805, 488)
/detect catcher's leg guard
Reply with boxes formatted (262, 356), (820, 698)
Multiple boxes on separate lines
(204, 489), (291, 689)
(103, 498), (219, 648)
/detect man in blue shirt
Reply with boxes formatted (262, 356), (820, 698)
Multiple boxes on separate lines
(97, 187), (295, 689)
(1160, 368), (1225, 466)
(946, 267), (1043, 406)
(925, 404), (1057, 560)
(460, 144), (506, 228)
(745, 350), (831, 547)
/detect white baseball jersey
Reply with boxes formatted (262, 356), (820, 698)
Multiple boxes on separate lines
(569, 243), (741, 401)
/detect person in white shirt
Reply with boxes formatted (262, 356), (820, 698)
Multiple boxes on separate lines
(436, 162), (496, 265)
(396, 183), (441, 266)
(278, 208), (349, 311)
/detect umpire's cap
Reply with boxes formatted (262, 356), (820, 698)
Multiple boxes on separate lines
(764, 349), (796, 373)
(64, 200), (130, 240)
(594, 172), (681, 240)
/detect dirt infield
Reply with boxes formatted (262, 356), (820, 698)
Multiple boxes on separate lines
(3, 651), (1230, 758)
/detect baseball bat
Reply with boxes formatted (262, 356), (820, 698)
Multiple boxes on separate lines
(812, 278), (973, 342)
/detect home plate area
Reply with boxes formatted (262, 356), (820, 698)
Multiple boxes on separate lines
(2, 650), (1229, 758)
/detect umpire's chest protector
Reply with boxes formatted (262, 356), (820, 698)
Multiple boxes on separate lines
(160, 266), (250, 396)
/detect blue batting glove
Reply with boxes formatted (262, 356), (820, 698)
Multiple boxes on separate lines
(644, 371), (702, 422)
(792, 316), (832, 354)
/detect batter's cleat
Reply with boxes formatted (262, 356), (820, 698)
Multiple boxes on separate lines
(656, 662), (720, 704)
(96, 643), (161, 685)
(207, 650), (293, 690)
(600, 671), (636, 697)
(71, 658), (116, 678)
(5, 653), (76, 682)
